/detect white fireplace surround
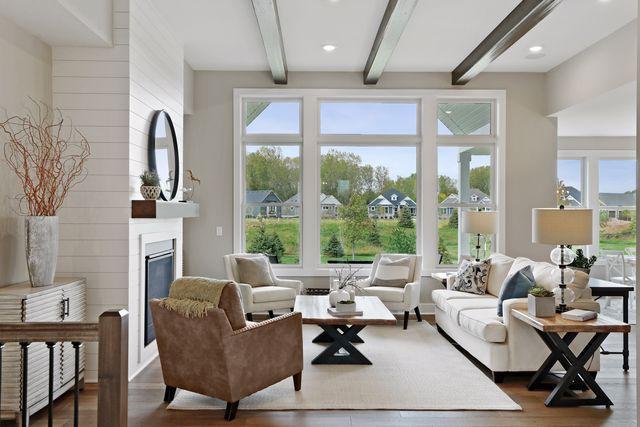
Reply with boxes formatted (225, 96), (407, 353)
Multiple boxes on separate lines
(137, 230), (183, 373)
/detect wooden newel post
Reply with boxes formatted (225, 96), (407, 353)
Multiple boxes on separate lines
(97, 309), (129, 427)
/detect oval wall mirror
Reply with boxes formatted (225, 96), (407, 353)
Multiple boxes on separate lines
(148, 110), (179, 201)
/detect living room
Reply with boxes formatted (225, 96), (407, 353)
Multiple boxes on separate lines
(0, 0), (637, 425)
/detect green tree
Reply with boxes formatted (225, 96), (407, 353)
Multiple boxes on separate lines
(393, 173), (417, 201)
(438, 235), (453, 264)
(438, 175), (458, 202)
(469, 166), (491, 195)
(245, 146), (299, 201)
(339, 194), (372, 259)
(398, 207), (414, 228)
(323, 233), (345, 259)
(599, 210), (610, 227)
(388, 226), (416, 254)
(247, 219), (285, 262)
(368, 220), (382, 246)
(448, 209), (459, 228)
(320, 149), (364, 204)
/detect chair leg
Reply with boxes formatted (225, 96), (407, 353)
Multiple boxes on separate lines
(224, 401), (239, 421)
(290, 307), (294, 312)
(268, 310), (275, 318)
(246, 313), (253, 321)
(492, 371), (506, 383)
(414, 306), (423, 322)
(164, 386), (176, 403)
(403, 311), (409, 330)
(293, 371), (302, 391)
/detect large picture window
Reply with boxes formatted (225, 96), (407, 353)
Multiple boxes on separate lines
(599, 159), (636, 251)
(235, 90), (504, 274)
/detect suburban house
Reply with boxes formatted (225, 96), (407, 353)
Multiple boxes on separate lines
(438, 189), (492, 218)
(282, 193), (342, 218)
(0, 1), (637, 426)
(368, 188), (417, 219)
(245, 190), (282, 217)
(562, 186), (636, 219)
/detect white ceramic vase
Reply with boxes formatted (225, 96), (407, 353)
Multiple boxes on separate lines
(140, 185), (161, 200)
(329, 289), (349, 307)
(25, 216), (58, 287)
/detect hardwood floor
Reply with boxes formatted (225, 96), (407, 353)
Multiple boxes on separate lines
(29, 319), (636, 427)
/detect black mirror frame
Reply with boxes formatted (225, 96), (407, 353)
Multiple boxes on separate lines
(148, 110), (180, 201)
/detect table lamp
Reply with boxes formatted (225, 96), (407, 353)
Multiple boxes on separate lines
(461, 211), (498, 261)
(532, 206), (593, 312)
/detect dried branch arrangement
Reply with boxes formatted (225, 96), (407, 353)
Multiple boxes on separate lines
(0, 99), (90, 216)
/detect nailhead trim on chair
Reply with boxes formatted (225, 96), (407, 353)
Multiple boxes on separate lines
(232, 311), (299, 335)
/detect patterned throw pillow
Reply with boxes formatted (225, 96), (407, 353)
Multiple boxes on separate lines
(371, 256), (413, 287)
(451, 259), (491, 295)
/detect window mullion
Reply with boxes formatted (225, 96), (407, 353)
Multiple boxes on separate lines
(301, 95), (319, 273)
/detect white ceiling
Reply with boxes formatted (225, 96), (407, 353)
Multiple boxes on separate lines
(154, 0), (637, 72)
(556, 81), (637, 136)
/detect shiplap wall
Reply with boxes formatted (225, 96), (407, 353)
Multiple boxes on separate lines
(52, 0), (130, 382)
(128, 0), (184, 378)
(53, 0), (185, 380)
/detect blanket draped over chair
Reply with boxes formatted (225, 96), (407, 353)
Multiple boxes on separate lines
(160, 277), (233, 318)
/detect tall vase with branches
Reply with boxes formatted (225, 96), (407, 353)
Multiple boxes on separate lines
(1, 99), (90, 286)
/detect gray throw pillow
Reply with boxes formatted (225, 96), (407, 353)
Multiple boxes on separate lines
(235, 257), (274, 287)
(497, 265), (535, 317)
(451, 259), (491, 295)
(371, 256), (412, 287)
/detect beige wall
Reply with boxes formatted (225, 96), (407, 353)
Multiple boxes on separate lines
(0, 15), (52, 286)
(183, 71), (557, 304)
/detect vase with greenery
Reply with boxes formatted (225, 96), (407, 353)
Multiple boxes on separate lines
(528, 286), (556, 318)
(1, 100), (89, 287)
(336, 299), (357, 312)
(568, 248), (597, 274)
(329, 265), (366, 306)
(140, 170), (161, 200)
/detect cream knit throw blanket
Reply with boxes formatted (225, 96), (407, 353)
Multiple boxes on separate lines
(160, 277), (232, 318)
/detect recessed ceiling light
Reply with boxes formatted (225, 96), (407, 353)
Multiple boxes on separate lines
(445, 110), (452, 114)
(597, 0), (612, 3)
(322, 44), (336, 52)
(529, 45), (543, 53)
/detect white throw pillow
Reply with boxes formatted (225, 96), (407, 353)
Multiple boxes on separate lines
(235, 256), (274, 287)
(372, 257), (412, 288)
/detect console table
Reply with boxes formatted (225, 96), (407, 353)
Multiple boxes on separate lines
(512, 308), (629, 408)
(588, 278), (634, 371)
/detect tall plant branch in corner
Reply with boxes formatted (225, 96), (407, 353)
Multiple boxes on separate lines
(1, 99), (90, 216)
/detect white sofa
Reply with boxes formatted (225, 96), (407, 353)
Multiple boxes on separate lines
(432, 253), (600, 382)
(356, 254), (422, 329)
(223, 253), (303, 320)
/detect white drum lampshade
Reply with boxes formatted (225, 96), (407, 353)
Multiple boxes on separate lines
(461, 211), (498, 235)
(531, 208), (593, 246)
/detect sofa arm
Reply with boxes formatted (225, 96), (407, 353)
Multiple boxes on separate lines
(235, 282), (253, 313)
(403, 280), (421, 309)
(356, 278), (372, 288)
(225, 312), (304, 401)
(275, 278), (303, 294)
(446, 275), (457, 290)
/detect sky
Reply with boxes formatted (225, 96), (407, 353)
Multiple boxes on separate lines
(559, 159), (636, 194)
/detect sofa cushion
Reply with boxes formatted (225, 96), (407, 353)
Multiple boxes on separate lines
(363, 286), (404, 303)
(432, 289), (495, 313)
(458, 309), (507, 343)
(251, 286), (296, 303)
(236, 256), (274, 287)
(372, 256), (412, 287)
(441, 298), (499, 322)
(497, 265), (535, 317)
(451, 258), (491, 294)
(486, 253), (515, 297)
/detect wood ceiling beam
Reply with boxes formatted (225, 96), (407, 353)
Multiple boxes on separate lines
(451, 0), (564, 86)
(251, 0), (288, 84)
(363, 0), (418, 85)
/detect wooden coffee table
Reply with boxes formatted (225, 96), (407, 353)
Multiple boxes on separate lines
(293, 295), (396, 365)
(512, 308), (630, 408)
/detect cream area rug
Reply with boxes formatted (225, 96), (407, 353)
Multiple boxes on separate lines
(167, 322), (521, 411)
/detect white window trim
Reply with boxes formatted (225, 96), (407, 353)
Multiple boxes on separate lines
(559, 149), (636, 256)
(234, 88), (506, 277)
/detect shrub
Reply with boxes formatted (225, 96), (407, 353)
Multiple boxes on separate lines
(323, 233), (345, 258)
(398, 207), (415, 229)
(529, 286), (554, 298)
(247, 219), (284, 262)
(448, 209), (459, 228)
(368, 220), (382, 246)
(388, 226), (416, 254)
(438, 235), (453, 265)
(140, 170), (160, 186)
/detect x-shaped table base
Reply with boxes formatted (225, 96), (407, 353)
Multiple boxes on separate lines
(528, 330), (612, 408)
(311, 325), (371, 365)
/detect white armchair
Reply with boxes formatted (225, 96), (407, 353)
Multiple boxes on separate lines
(223, 253), (303, 320)
(356, 254), (423, 329)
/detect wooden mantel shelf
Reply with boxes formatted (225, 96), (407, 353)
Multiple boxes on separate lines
(131, 200), (199, 219)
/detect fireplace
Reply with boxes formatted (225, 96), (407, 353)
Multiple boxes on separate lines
(144, 239), (175, 346)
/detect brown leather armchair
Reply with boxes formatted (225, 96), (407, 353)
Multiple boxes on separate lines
(150, 283), (303, 421)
